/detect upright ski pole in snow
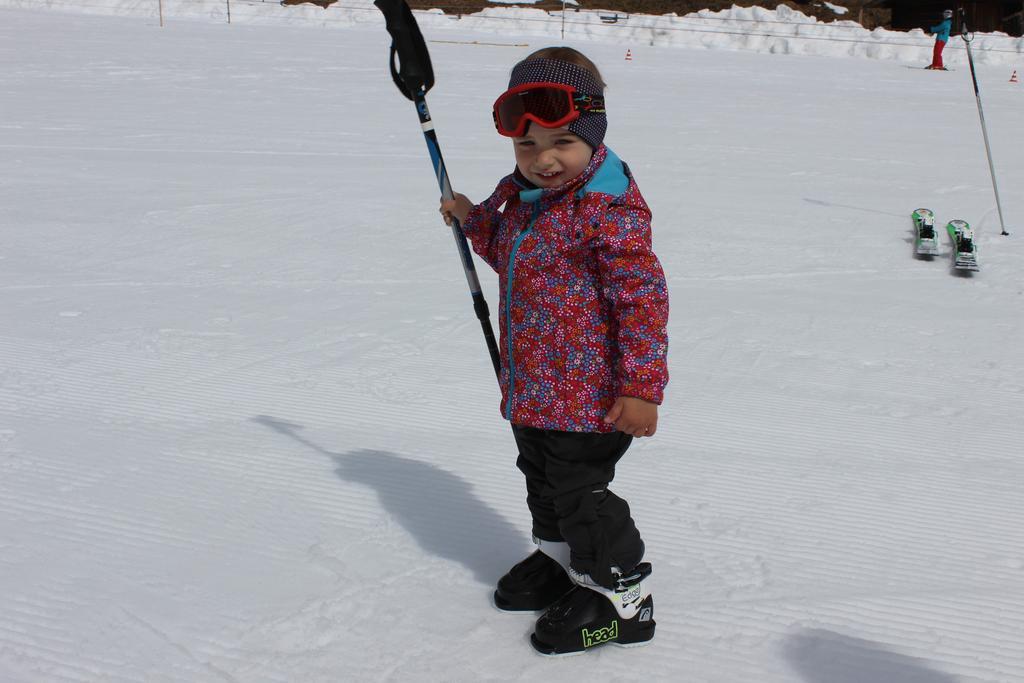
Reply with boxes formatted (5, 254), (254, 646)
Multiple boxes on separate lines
(958, 8), (1010, 236)
(374, 0), (502, 380)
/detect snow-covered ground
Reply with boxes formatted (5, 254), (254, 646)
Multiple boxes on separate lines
(2, 5), (1024, 682)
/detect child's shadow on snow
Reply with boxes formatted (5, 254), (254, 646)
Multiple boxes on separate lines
(784, 629), (960, 683)
(252, 415), (527, 585)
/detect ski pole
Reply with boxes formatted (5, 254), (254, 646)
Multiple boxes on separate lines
(958, 8), (1010, 236)
(374, 0), (502, 380)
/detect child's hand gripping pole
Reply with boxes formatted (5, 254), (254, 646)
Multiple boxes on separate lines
(375, 0), (502, 379)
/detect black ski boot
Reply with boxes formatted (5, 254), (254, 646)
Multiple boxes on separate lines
(494, 550), (574, 612)
(531, 563), (655, 655)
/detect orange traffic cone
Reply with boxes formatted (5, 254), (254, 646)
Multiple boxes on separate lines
(625, 49), (633, 61)
(1011, 70), (1019, 83)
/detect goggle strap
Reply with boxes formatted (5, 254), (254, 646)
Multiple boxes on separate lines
(572, 94), (605, 114)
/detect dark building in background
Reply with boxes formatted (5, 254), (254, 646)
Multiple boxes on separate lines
(886, 1), (1023, 36)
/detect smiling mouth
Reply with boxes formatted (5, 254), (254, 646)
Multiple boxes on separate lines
(536, 170), (561, 179)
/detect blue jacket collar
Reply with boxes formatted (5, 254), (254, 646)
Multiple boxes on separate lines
(515, 145), (627, 205)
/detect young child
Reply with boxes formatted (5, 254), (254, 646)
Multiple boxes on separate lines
(927, 9), (954, 70)
(440, 47), (669, 655)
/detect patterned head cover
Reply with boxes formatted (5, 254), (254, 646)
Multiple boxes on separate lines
(507, 58), (607, 149)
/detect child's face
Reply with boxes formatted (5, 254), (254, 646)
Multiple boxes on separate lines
(513, 126), (593, 188)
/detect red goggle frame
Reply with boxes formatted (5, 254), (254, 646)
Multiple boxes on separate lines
(492, 82), (605, 137)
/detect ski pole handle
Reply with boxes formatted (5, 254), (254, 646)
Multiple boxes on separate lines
(375, 0), (435, 101)
(374, 0), (503, 379)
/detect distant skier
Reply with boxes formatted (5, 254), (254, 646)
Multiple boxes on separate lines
(440, 46), (669, 655)
(927, 9), (954, 70)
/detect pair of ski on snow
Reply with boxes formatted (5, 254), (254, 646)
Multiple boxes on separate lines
(912, 208), (980, 272)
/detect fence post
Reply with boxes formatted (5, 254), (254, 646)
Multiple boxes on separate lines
(227, 0), (232, 24)
(158, 0), (164, 27)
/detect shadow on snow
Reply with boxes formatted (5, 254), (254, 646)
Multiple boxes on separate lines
(784, 628), (960, 683)
(252, 415), (527, 586)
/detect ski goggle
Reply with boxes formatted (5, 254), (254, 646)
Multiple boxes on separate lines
(492, 82), (605, 137)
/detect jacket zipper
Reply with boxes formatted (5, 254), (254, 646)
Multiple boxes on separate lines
(505, 203), (540, 420)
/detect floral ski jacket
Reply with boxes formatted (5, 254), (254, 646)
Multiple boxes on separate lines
(461, 145), (669, 432)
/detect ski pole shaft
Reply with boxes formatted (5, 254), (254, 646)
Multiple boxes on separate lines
(375, 0), (502, 380)
(415, 94), (502, 378)
(960, 10), (1009, 236)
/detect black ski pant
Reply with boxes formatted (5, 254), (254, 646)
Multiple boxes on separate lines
(512, 424), (644, 590)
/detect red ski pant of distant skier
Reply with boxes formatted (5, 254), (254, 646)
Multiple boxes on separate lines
(931, 39), (946, 69)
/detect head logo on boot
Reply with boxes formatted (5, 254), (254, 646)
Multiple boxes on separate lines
(581, 620), (619, 648)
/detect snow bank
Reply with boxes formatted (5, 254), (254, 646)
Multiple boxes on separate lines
(2, 0), (1021, 64)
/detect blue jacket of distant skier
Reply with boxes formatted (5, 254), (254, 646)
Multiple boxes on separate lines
(930, 18), (951, 42)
